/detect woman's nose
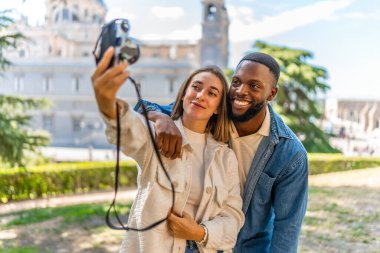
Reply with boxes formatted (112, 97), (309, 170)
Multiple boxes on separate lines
(196, 90), (205, 100)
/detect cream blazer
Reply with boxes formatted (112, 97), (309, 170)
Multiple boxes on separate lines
(103, 101), (244, 253)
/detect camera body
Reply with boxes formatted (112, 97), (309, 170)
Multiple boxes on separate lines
(95, 19), (140, 68)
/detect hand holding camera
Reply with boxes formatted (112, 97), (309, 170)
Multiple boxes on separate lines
(91, 18), (140, 119)
(91, 47), (129, 119)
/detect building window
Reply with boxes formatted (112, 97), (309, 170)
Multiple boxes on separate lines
(73, 76), (80, 92)
(42, 115), (53, 132)
(62, 8), (70, 21)
(207, 4), (217, 21)
(43, 76), (52, 92)
(14, 76), (24, 91)
(72, 117), (83, 132)
(169, 78), (175, 93)
(19, 49), (25, 58)
(73, 13), (79, 22)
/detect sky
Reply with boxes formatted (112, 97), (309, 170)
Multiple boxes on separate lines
(1, 0), (380, 100)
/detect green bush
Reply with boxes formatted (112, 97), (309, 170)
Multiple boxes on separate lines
(308, 154), (380, 175)
(0, 161), (137, 203)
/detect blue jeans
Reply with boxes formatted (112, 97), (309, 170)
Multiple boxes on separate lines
(185, 241), (223, 253)
(185, 241), (199, 253)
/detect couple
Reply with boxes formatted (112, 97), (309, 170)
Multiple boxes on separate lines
(91, 47), (308, 253)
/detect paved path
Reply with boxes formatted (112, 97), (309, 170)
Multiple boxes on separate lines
(2, 167), (380, 215)
(309, 166), (380, 188)
(0, 188), (137, 215)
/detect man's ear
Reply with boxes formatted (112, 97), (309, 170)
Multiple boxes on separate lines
(267, 87), (278, 102)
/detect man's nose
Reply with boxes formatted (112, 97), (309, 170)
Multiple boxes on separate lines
(235, 84), (249, 95)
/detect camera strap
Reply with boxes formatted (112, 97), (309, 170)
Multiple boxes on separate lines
(105, 76), (176, 231)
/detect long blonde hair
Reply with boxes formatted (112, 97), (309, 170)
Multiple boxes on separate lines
(171, 66), (230, 143)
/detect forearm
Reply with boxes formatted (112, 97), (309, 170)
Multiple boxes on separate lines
(146, 111), (170, 123)
(102, 99), (152, 165)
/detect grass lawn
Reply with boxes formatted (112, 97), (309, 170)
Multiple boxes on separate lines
(1, 185), (379, 252)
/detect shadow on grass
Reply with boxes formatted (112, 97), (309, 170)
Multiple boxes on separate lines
(0, 203), (131, 253)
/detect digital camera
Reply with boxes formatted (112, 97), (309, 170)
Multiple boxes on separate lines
(93, 18), (140, 68)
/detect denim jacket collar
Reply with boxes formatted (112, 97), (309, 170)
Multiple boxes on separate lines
(267, 103), (293, 144)
(241, 104), (293, 213)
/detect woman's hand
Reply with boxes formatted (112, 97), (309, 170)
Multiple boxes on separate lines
(167, 211), (205, 241)
(91, 47), (129, 119)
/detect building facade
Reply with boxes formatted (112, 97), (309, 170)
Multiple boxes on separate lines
(322, 98), (380, 155)
(0, 0), (229, 148)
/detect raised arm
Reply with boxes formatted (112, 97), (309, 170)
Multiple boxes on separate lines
(91, 46), (151, 167)
(134, 100), (183, 159)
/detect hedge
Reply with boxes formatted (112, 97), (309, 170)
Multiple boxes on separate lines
(0, 161), (137, 203)
(2, 155), (380, 203)
(308, 154), (380, 175)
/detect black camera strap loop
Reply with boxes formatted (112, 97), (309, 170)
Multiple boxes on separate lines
(105, 76), (176, 231)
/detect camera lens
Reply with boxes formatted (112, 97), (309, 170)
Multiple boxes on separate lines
(115, 37), (122, 46)
(121, 21), (129, 33)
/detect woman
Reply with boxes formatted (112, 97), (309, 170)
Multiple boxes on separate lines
(91, 47), (244, 253)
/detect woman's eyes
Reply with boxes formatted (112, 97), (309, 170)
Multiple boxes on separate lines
(192, 84), (201, 91)
(209, 91), (217, 97)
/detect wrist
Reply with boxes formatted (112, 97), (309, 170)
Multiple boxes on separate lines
(195, 224), (208, 245)
(149, 111), (169, 123)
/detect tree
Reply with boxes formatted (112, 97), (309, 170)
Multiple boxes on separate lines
(0, 10), (50, 167)
(248, 41), (338, 152)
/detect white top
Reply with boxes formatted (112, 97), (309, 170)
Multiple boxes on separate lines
(229, 106), (271, 193)
(183, 126), (206, 219)
(102, 99), (244, 253)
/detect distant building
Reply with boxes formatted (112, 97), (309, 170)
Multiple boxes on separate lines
(323, 98), (380, 155)
(0, 0), (229, 148)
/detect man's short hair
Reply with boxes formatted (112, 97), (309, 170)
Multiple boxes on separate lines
(236, 52), (280, 86)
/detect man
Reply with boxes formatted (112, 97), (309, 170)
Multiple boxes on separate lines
(135, 52), (308, 253)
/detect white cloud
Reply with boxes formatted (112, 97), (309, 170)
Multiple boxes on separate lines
(150, 6), (184, 20)
(343, 11), (380, 20)
(228, 0), (356, 42)
(141, 24), (201, 41)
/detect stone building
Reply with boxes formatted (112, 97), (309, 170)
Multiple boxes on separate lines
(323, 98), (380, 155)
(0, 0), (229, 148)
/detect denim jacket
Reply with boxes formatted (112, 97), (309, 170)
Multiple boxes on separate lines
(134, 101), (308, 253)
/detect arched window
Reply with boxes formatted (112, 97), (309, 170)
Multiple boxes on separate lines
(73, 13), (79, 22)
(207, 4), (217, 21)
(62, 8), (70, 21)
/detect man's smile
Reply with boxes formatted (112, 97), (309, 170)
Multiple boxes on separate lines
(232, 98), (252, 109)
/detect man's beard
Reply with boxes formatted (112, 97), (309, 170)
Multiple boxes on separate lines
(228, 98), (265, 123)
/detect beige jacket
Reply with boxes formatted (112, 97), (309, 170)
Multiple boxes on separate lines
(103, 101), (244, 253)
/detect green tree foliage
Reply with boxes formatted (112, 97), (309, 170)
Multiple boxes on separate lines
(223, 41), (339, 152)
(251, 41), (338, 153)
(0, 10), (50, 167)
